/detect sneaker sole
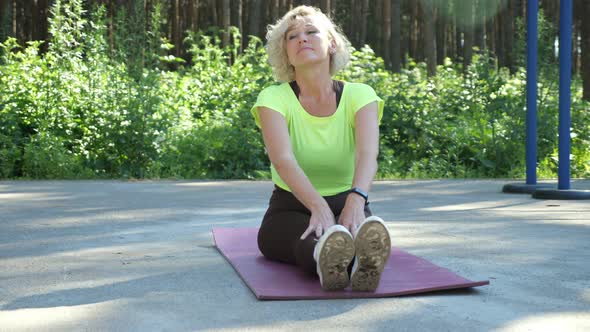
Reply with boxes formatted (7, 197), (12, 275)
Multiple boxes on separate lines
(316, 228), (355, 291)
(351, 217), (391, 291)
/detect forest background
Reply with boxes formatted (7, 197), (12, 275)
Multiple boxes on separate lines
(1, 0), (589, 180)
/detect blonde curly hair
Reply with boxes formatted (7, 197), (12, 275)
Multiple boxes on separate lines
(265, 5), (351, 82)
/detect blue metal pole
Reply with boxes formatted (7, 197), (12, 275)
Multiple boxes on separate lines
(558, 0), (572, 190)
(526, 0), (538, 185)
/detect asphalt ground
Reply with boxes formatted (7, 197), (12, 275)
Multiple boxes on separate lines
(0, 179), (589, 331)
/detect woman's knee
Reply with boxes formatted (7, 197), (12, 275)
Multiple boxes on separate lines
(257, 225), (272, 258)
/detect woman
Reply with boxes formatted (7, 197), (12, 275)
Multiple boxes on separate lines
(250, 5), (391, 292)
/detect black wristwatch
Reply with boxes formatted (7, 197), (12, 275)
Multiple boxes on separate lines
(349, 187), (369, 205)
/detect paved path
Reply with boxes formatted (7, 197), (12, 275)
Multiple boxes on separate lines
(0, 180), (589, 331)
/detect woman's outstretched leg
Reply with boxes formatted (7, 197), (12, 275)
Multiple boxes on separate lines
(257, 210), (318, 275)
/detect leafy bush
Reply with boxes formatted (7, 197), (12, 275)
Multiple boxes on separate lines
(0, 0), (588, 180)
(22, 132), (93, 179)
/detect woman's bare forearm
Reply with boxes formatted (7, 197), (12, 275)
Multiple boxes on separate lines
(348, 102), (380, 206)
(351, 150), (378, 193)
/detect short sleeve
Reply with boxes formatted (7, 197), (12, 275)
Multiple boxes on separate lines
(250, 85), (288, 128)
(349, 83), (384, 126)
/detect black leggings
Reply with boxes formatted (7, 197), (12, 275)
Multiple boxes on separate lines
(257, 186), (372, 276)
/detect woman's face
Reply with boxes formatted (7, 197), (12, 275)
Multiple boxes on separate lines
(285, 16), (333, 69)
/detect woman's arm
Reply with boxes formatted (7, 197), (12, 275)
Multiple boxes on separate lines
(257, 107), (335, 239)
(338, 101), (379, 235)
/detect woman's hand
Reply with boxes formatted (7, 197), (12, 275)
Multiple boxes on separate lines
(338, 194), (366, 236)
(300, 203), (336, 240)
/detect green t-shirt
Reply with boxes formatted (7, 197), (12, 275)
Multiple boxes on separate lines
(250, 81), (384, 196)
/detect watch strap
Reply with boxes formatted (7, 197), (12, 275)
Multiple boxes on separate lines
(349, 187), (369, 205)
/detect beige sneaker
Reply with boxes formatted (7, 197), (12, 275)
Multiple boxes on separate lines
(351, 216), (391, 291)
(313, 225), (355, 291)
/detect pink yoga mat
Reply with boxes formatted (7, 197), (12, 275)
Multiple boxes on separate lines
(212, 227), (489, 300)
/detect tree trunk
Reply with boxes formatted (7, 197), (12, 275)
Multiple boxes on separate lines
(320, 0), (330, 15)
(436, 1), (446, 65)
(216, 0), (223, 29)
(231, 0), (242, 50)
(360, 0), (370, 46)
(280, 0), (292, 15)
(505, 0), (515, 71)
(573, 0), (582, 76)
(409, 0), (419, 61)
(348, 0), (356, 45)
(486, 10), (495, 55)
(391, 0), (401, 72)
(372, 0), (382, 54)
(514, 0), (524, 24)
(497, 4), (507, 67)
(422, 0), (436, 76)
(474, 0), (485, 51)
(448, 10), (457, 60)
(572, 17), (579, 76)
(18, 0), (28, 43)
(382, 0), (391, 68)
(259, 0), (269, 39)
(222, 0), (230, 47)
(28, 0), (37, 42)
(208, 0), (218, 26)
(271, 0), (279, 22)
(39, 0), (49, 52)
(544, 0), (559, 28)
(463, 30), (474, 70)
(0, 0), (8, 22)
(330, 0), (336, 16)
(169, 0), (181, 57)
(248, 0), (261, 42)
(11, 0), (16, 42)
(0, 0), (10, 40)
(521, 0), (527, 27)
(401, 0), (409, 67)
(581, 0), (590, 100)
